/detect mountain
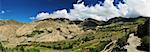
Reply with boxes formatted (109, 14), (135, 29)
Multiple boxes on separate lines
(0, 17), (149, 52)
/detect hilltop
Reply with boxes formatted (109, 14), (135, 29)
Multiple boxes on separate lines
(0, 16), (149, 52)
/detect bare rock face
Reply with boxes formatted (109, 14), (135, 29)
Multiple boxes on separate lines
(1, 19), (88, 47)
(0, 17), (149, 52)
(16, 24), (36, 37)
(0, 21), (23, 48)
(36, 30), (66, 42)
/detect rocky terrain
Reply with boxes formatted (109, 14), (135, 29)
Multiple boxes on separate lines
(0, 16), (149, 52)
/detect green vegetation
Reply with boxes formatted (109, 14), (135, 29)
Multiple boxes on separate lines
(0, 42), (3, 52)
(141, 35), (150, 47)
(0, 45), (40, 52)
(26, 30), (44, 37)
(0, 17), (149, 52)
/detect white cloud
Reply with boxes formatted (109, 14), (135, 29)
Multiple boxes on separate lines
(1, 11), (5, 14)
(77, 0), (82, 3)
(125, 0), (150, 17)
(0, 10), (5, 14)
(35, 12), (50, 20)
(33, 0), (150, 21)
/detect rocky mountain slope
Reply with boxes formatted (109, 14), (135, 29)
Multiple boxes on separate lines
(0, 17), (149, 52)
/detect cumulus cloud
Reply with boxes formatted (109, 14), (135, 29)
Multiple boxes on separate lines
(77, 0), (82, 3)
(35, 12), (51, 20)
(33, 0), (150, 21)
(125, 0), (150, 17)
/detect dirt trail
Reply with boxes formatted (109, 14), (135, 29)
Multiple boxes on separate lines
(124, 33), (144, 52)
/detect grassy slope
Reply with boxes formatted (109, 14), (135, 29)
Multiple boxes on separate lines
(0, 17), (149, 52)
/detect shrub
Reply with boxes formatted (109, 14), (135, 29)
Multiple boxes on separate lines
(141, 35), (150, 46)
(27, 30), (44, 37)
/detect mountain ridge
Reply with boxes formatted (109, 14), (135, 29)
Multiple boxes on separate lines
(0, 16), (149, 52)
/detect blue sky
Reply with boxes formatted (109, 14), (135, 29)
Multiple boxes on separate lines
(0, 0), (122, 22)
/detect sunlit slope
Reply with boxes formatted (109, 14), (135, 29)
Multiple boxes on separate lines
(0, 17), (149, 52)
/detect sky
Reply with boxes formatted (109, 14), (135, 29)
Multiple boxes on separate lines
(0, 0), (122, 22)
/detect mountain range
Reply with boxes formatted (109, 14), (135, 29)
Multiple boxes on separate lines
(0, 16), (149, 52)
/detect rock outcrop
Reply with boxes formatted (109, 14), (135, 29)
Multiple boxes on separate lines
(0, 17), (149, 52)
